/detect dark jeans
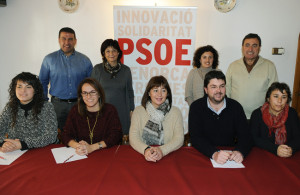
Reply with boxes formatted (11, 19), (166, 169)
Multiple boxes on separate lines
(51, 97), (76, 130)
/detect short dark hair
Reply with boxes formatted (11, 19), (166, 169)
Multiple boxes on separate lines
(141, 75), (172, 108)
(77, 78), (106, 116)
(204, 70), (226, 88)
(59, 27), (76, 39)
(100, 39), (123, 63)
(242, 33), (261, 46)
(8, 72), (45, 127)
(193, 45), (219, 69)
(265, 82), (292, 104)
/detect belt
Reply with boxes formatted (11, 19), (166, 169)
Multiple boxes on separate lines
(52, 96), (77, 103)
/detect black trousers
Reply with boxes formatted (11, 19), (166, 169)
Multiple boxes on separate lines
(51, 97), (76, 130)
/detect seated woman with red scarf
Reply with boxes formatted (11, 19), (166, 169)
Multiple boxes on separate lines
(250, 82), (300, 157)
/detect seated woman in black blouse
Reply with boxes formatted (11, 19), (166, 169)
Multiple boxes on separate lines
(250, 82), (300, 157)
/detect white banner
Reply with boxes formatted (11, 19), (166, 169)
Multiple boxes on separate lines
(114, 6), (197, 133)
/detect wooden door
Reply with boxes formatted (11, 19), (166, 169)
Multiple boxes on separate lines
(292, 33), (300, 118)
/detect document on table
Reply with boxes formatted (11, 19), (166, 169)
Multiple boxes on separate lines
(51, 147), (87, 164)
(210, 159), (245, 168)
(0, 150), (27, 165)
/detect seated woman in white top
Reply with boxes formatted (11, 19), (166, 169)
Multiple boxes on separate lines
(129, 75), (184, 162)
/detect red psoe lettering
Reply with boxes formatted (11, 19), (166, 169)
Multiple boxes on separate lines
(136, 38), (152, 65)
(175, 39), (191, 66)
(154, 39), (172, 65)
(118, 38), (134, 64)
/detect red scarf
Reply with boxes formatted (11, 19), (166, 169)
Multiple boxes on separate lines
(261, 102), (289, 144)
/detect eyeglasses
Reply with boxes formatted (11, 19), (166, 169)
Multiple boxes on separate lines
(81, 91), (97, 97)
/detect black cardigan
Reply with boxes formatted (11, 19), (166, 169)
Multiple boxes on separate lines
(250, 107), (300, 155)
(189, 96), (252, 158)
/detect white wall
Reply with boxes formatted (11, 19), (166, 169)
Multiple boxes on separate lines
(0, 0), (300, 109)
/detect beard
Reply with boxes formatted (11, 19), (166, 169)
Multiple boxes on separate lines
(208, 92), (225, 105)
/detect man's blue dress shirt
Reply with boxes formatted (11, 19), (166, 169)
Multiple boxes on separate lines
(39, 49), (93, 100)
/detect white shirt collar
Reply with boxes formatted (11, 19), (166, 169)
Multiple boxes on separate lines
(207, 97), (226, 115)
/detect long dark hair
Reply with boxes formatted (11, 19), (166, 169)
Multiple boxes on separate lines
(77, 78), (106, 116)
(8, 72), (45, 127)
(141, 76), (172, 108)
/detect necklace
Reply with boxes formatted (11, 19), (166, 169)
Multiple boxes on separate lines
(87, 111), (100, 144)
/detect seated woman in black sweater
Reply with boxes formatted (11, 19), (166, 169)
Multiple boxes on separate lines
(250, 82), (300, 157)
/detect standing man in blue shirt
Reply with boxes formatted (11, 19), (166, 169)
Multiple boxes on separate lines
(39, 27), (93, 131)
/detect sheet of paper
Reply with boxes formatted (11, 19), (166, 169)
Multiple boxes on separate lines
(0, 150), (27, 165)
(210, 159), (245, 168)
(51, 147), (87, 164)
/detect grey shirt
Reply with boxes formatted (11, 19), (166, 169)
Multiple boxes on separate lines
(185, 66), (213, 106)
(91, 63), (134, 134)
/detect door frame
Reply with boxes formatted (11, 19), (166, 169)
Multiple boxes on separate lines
(292, 33), (300, 118)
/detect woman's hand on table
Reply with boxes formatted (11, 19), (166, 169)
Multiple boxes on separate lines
(277, 145), (292, 157)
(75, 142), (87, 155)
(0, 139), (21, 153)
(79, 140), (101, 155)
(144, 146), (163, 162)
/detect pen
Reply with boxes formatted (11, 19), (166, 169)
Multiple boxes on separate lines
(0, 156), (7, 160)
(63, 154), (75, 163)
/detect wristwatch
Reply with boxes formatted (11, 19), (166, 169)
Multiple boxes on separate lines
(98, 142), (103, 149)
